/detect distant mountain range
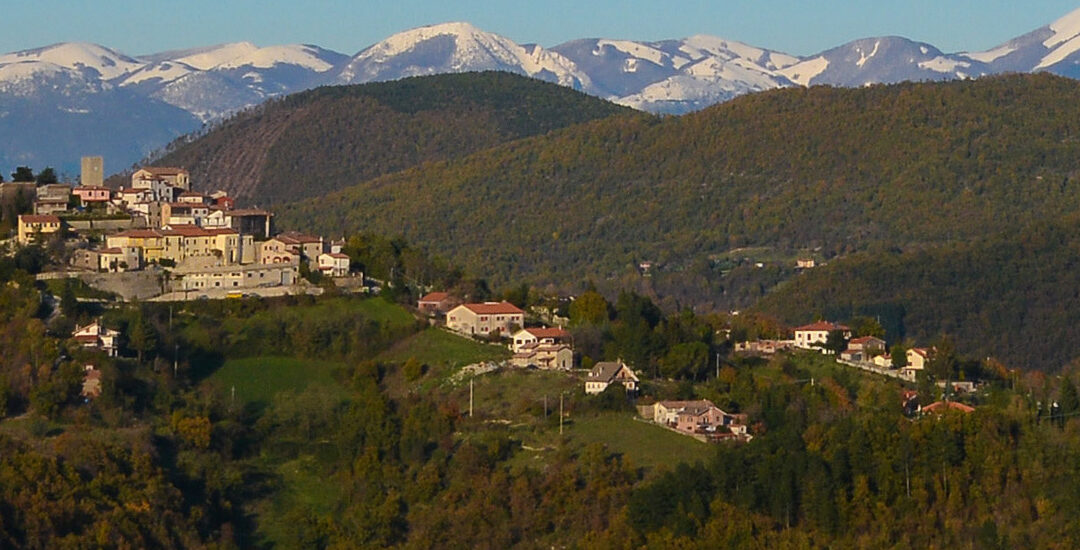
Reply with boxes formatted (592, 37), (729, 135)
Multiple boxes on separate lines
(5, 7), (1080, 172)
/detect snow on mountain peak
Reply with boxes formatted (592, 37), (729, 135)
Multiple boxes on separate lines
(171, 42), (261, 70)
(1044, 7), (1080, 48)
(0, 42), (143, 80)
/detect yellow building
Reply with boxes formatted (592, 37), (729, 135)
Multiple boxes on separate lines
(17, 214), (63, 244)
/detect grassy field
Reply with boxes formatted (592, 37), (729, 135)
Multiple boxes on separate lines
(206, 356), (347, 406)
(378, 328), (510, 367)
(567, 413), (716, 468)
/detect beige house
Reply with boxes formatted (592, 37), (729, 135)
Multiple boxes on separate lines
(162, 202), (210, 227)
(34, 184), (71, 214)
(17, 214), (62, 244)
(98, 247), (141, 272)
(649, 400), (718, 425)
(317, 252), (350, 277)
(418, 291), (455, 314)
(446, 302), (525, 337)
(585, 361), (638, 395)
(511, 327), (571, 353)
(511, 343), (573, 370)
(793, 321), (851, 350)
(132, 167), (190, 191)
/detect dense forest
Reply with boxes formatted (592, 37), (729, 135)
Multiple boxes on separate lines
(137, 72), (633, 204)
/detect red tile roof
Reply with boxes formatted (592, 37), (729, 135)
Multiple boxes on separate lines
(523, 327), (570, 339)
(460, 302), (524, 315)
(19, 215), (61, 224)
(850, 336), (883, 344)
(275, 231), (322, 244)
(419, 291), (450, 303)
(794, 321), (850, 332)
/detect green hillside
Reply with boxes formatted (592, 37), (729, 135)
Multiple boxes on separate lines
(753, 217), (1080, 371)
(144, 72), (635, 204)
(276, 74), (1080, 292)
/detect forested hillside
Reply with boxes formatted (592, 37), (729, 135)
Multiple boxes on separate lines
(276, 74), (1080, 287)
(752, 217), (1080, 371)
(139, 72), (634, 204)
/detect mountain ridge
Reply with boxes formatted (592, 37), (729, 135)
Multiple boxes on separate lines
(7, 7), (1080, 170)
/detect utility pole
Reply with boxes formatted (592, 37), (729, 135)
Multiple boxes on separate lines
(716, 352), (720, 379)
(559, 393), (564, 435)
(544, 395), (548, 417)
(469, 378), (474, 418)
(173, 343), (179, 378)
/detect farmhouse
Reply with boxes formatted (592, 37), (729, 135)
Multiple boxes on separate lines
(17, 214), (62, 244)
(446, 302), (524, 337)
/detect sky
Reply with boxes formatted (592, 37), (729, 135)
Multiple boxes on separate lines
(6, 1), (1080, 57)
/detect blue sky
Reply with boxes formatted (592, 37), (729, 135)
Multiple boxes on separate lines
(8, 1), (1080, 56)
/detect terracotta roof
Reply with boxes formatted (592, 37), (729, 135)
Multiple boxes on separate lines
(794, 321), (850, 332)
(460, 302), (524, 315)
(419, 291), (450, 303)
(923, 401), (975, 414)
(910, 347), (931, 358)
(178, 191), (204, 197)
(99, 247), (124, 254)
(275, 231), (322, 244)
(326, 252), (349, 259)
(114, 229), (163, 238)
(850, 336), (884, 345)
(19, 215), (61, 224)
(140, 166), (188, 175)
(75, 186), (110, 191)
(522, 327), (570, 339)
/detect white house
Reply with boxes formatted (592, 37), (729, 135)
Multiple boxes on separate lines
(793, 321), (851, 350)
(73, 322), (120, 356)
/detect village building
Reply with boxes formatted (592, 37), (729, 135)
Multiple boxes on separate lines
(72, 322), (120, 356)
(162, 202), (210, 227)
(171, 262), (299, 293)
(734, 339), (795, 355)
(840, 336), (886, 362)
(510, 343), (573, 370)
(17, 214), (62, 244)
(224, 209), (272, 239)
(584, 361), (639, 395)
(317, 252), (351, 277)
(132, 167), (190, 191)
(446, 302), (525, 337)
(271, 231), (324, 261)
(899, 347), (933, 381)
(97, 246), (141, 272)
(34, 184), (72, 214)
(418, 291), (455, 315)
(793, 321), (851, 350)
(511, 327), (571, 353)
(72, 185), (111, 206)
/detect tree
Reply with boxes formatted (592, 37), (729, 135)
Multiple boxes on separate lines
(35, 167), (57, 185)
(823, 329), (848, 355)
(10, 166), (33, 182)
(1059, 378), (1079, 422)
(570, 290), (610, 326)
(850, 316), (885, 338)
(891, 344), (907, 369)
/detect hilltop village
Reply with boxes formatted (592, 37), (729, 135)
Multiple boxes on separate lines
(2, 157), (357, 300)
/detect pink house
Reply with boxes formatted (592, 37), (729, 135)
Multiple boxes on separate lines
(73, 185), (111, 204)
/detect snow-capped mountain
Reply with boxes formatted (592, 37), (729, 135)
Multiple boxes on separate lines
(334, 22), (592, 91)
(551, 36), (799, 113)
(6, 7), (1080, 174)
(779, 37), (991, 87)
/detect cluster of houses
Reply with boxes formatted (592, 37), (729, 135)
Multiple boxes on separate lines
(9, 158), (357, 296)
(736, 320), (967, 386)
(639, 399), (752, 442)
